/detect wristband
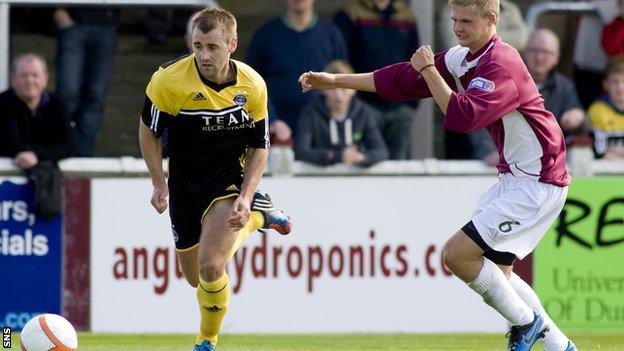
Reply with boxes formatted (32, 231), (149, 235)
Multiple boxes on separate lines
(419, 64), (435, 73)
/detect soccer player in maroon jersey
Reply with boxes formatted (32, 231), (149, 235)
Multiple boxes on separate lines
(299, 0), (577, 350)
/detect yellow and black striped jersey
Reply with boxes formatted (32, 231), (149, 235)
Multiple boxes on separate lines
(141, 54), (269, 166)
(588, 99), (624, 157)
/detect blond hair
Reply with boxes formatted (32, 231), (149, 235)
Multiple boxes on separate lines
(605, 57), (624, 78)
(448, 0), (500, 18)
(324, 60), (355, 75)
(191, 7), (237, 40)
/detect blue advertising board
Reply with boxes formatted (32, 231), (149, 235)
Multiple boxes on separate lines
(0, 177), (62, 331)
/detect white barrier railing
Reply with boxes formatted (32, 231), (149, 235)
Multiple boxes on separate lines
(525, 1), (599, 32)
(0, 157), (622, 177)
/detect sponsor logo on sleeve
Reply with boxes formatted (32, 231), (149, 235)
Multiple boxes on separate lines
(468, 77), (495, 92)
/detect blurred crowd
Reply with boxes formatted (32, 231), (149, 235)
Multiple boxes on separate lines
(2, 0), (624, 171)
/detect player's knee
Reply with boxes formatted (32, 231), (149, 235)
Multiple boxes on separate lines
(441, 249), (453, 271)
(199, 258), (225, 282)
(442, 243), (461, 273)
(185, 276), (199, 288)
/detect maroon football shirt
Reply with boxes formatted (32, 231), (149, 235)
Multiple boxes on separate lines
(373, 35), (570, 187)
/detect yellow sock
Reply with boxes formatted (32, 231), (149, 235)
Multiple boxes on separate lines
(227, 211), (264, 259)
(196, 274), (229, 345)
(196, 212), (263, 344)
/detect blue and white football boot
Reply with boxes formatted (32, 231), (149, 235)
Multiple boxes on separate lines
(193, 340), (216, 351)
(507, 312), (547, 351)
(563, 340), (578, 351)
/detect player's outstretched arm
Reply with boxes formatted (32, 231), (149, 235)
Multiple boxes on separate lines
(299, 72), (376, 93)
(138, 119), (168, 214)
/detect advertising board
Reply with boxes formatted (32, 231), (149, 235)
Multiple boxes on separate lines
(91, 177), (506, 333)
(535, 177), (624, 330)
(0, 177), (62, 331)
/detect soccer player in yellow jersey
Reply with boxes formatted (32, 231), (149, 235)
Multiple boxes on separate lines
(138, 8), (292, 351)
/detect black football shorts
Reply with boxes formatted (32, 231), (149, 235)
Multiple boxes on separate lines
(167, 161), (243, 251)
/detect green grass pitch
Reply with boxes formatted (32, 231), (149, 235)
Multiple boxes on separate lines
(11, 332), (624, 350)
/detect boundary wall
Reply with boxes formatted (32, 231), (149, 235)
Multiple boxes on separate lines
(2, 158), (623, 332)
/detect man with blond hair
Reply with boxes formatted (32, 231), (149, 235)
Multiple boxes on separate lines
(139, 7), (292, 351)
(300, 0), (576, 349)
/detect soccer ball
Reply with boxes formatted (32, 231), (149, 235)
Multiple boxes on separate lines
(19, 314), (78, 351)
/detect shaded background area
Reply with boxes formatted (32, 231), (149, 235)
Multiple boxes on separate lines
(9, 1), (349, 157)
(9, 0), (577, 158)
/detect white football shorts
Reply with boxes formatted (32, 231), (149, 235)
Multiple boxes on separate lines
(471, 173), (568, 259)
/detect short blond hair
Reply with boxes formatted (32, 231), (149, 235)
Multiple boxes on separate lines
(191, 7), (237, 39)
(605, 57), (624, 78)
(448, 0), (500, 18)
(324, 60), (355, 75)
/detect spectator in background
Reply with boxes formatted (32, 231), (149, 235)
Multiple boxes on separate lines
(185, 10), (199, 53)
(468, 29), (588, 167)
(145, 9), (169, 45)
(588, 57), (624, 159)
(295, 60), (388, 166)
(524, 29), (586, 143)
(334, 0), (419, 159)
(467, 128), (499, 167)
(0, 54), (73, 219)
(602, 0), (624, 57)
(246, 0), (347, 145)
(573, 0), (618, 108)
(54, 7), (118, 156)
(0, 54), (73, 166)
(438, 0), (528, 50)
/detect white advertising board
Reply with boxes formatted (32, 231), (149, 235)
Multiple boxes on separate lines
(91, 177), (506, 333)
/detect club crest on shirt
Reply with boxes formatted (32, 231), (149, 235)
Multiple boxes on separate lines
(233, 93), (247, 107)
(468, 77), (495, 92)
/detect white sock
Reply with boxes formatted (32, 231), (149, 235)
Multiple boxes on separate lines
(509, 273), (570, 351)
(468, 258), (534, 326)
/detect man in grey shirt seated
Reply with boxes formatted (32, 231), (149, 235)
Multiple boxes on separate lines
(470, 28), (586, 165)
